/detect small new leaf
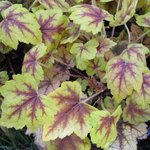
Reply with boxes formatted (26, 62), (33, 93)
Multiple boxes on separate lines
(90, 106), (122, 149)
(69, 4), (113, 34)
(105, 57), (143, 102)
(0, 73), (54, 131)
(22, 44), (47, 82)
(47, 134), (91, 150)
(0, 71), (8, 86)
(0, 4), (42, 49)
(136, 12), (150, 27)
(43, 81), (96, 141)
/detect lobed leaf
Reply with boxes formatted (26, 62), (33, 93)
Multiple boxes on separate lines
(136, 12), (150, 28)
(110, 0), (138, 26)
(47, 134), (91, 150)
(90, 106), (122, 149)
(35, 9), (68, 50)
(70, 39), (99, 61)
(105, 57), (144, 102)
(123, 95), (150, 125)
(38, 0), (69, 12)
(43, 81), (96, 141)
(0, 73), (55, 131)
(97, 36), (116, 57)
(121, 43), (149, 65)
(0, 4), (42, 49)
(22, 44), (47, 82)
(69, 4), (113, 34)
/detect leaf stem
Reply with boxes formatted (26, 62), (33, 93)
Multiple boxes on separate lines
(135, 29), (150, 42)
(91, 0), (96, 6)
(81, 89), (105, 103)
(124, 24), (131, 43)
(29, 0), (38, 11)
(111, 0), (121, 39)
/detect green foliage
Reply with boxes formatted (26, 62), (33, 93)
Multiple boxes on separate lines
(0, 0), (150, 149)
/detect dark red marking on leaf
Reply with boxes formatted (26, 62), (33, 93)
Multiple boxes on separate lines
(79, 4), (107, 27)
(55, 134), (87, 150)
(9, 83), (45, 123)
(89, 59), (99, 71)
(23, 48), (38, 76)
(125, 101), (150, 121)
(1, 9), (36, 40)
(38, 14), (64, 43)
(141, 74), (150, 99)
(45, 85), (92, 137)
(39, 0), (68, 10)
(0, 1), (12, 13)
(98, 116), (116, 140)
(111, 59), (137, 92)
(124, 46), (144, 62)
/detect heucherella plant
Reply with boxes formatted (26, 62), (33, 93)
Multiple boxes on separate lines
(0, 0), (150, 149)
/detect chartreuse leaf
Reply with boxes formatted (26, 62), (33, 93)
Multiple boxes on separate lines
(61, 23), (80, 44)
(42, 81), (97, 141)
(86, 56), (106, 76)
(110, 0), (138, 26)
(0, 73), (55, 131)
(123, 95), (150, 125)
(136, 13), (150, 27)
(22, 44), (47, 82)
(35, 9), (68, 50)
(47, 134), (91, 150)
(0, 1), (12, 14)
(90, 106), (122, 149)
(133, 72), (150, 105)
(97, 36), (116, 57)
(69, 4), (113, 34)
(0, 71), (8, 86)
(70, 39), (99, 61)
(121, 43), (149, 65)
(38, 0), (69, 12)
(104, 57), (143, 102)
(0, 4), (42, 49)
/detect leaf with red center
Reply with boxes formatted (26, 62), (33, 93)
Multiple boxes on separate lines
(22, 44), (47, 82)
(86, 57), (106, 76)
(35, 9), (68, 50)
(0, 4), (42, 49)
(70, 39), (99, 61)
(47, 134), (91, 150)
(69, 4), (113, 34)
(121, 43), (149, 65)
(104, 57), (143, 102)
(97, 36), (116, 56)
(42, 81), (97, 141)
(54, 46), (75, 68)
(123, 95), (150, 125)
(110, 0), (138, 26)
(136, 12), (150, 27)
(38, 0), (69, 12)
(0, 1), (12, 14)
(0, 73), (55, 131)
(61, 23), (80, 44)
(90, 106), (122, 149)
(134, 72), (150, 104)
